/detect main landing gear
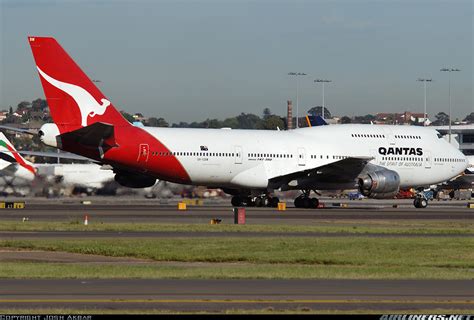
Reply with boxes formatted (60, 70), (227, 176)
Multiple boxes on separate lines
(294, 190), (319, 209)
(231, 195), (280, 207)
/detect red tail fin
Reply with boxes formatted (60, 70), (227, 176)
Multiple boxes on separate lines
(28, 36), (130, 132)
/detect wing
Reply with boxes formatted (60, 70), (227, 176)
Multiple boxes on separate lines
(269, 156), (373, 190)
(16, 151), (97, 162)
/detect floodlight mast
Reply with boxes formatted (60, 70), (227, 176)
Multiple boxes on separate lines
(440, 68), (461, 143)
(417, 78), (432, 126)
(314, 79), (332, 120)
(288, 72), (307, 128)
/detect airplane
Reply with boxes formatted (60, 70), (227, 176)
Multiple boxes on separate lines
(0, 132), (37, 195)
(0, 131), (115, 196)
(24, 36), (468, 208)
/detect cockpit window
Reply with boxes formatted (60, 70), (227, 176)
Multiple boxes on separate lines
(437, 133), (443, 139)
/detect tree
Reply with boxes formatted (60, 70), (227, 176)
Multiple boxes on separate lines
(340, 116), (352, 124)
(221, 117), (239, 128)
(432, 112), (450, 126)
(307, 106), (332, 119)
(147, 117), (169, 127)
(16, 101), (31, 112)
(31, 98), (47, 111)
(353, 114), (376, 124)
(463, 113), (474, 124)
(262, 108), (272, 120)
(263, 115), (285, 130)
(120, 111), (135, 123)
(236, 113), (263, 129)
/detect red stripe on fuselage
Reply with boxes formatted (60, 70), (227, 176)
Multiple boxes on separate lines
(60, 124), (191, 184)
(106, 126), (191, 184)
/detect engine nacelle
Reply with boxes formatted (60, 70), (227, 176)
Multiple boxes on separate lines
(38, 123), (60, 148)
(114, 172), (156, 188)
(358, 169), (400, 199)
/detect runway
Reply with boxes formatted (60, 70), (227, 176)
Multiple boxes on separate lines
(1, 201), (473, 224)
(1, 198), (472, 313)
(1, 279), (472, 312)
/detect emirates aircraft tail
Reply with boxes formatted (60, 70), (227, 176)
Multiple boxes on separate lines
(28, 36), (130, 133)
(0, 132), (36, 176)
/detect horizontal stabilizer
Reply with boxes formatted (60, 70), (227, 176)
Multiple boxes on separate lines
(57, 122), (117, 159)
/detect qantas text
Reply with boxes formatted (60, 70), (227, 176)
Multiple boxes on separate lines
(378, 147), (423, 156)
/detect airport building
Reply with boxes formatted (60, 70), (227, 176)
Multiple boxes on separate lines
(433, 124), (474, 155)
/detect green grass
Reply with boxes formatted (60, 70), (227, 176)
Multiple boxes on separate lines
(1, 220), (473, 234)
(1, 237), (473, 279)
(1, 261), (471, 280)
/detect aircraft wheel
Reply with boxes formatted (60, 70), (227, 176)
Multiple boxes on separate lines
(310, 197), (319, 209)
(413, 198), (420, 208)
(245, 197), (255, 207)
(302, 197), (311, 209)
(413, 197), (428, 208)
(254, 197), (263, 207)
(294, 197), (303, 208)
(419, 198), (428, 208)
(270, 197), (279, 208)
(231, 196), (242, 207)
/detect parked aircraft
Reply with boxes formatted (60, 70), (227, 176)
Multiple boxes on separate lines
(26, 36), (468, 208)
(0, 133), (36, 195)
(0, 132), (115, 196)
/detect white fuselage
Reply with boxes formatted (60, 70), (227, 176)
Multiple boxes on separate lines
(35, 163), (115, 189)
(141, 124), (467, 190)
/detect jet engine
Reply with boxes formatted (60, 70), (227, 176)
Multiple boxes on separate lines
(114, 172), (156, 188)
(358, 169), (400, 199)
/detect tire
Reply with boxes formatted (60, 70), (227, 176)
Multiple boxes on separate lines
(268, 197), (279, 208)
(419, 198), (428, 208)
(231, 196), (242, 207)
(310, 198), (319, 209)
(302, 197), (310, 209)
(254, 197), (263, 207)
(245, 197), (254, 207)
(294, 197), (302, 208)
(413, 198), (420, 208)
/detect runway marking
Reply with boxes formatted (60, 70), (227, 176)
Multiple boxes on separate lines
(1, 299), (473, 304)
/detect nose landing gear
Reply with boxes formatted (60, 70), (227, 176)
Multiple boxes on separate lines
(413, 189), (430, 208)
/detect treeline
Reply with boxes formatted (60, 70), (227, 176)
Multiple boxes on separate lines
(4, 98), (474, 130)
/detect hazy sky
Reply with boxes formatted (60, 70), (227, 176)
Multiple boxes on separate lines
(0, 0), (472, 123)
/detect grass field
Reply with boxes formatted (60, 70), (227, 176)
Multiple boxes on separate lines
(1, 220), (473, 234)
(1, 237), (473, 279)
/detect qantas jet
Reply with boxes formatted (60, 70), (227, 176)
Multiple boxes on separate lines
(27, 36), (468, 208)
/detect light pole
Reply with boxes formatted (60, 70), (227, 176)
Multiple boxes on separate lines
(314, 79), (332, 119)
(417, 78), (432, 126)
(288, 72), (307, 128)
(440, 68), (461, 142)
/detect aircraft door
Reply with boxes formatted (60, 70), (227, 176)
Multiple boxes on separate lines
(424, 150), (432, 168)
(137, 143), (150, 165)
(382, 128), (396, 146)
(297, 147), (306, 166)
(234, 146), (243, 164)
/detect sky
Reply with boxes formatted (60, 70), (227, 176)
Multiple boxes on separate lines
(0, 0), (472, 123)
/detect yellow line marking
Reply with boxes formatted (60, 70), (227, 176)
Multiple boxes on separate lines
(0, 299), (473, 304)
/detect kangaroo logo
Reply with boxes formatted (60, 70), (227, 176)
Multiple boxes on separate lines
(36, 66), (110, 127)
